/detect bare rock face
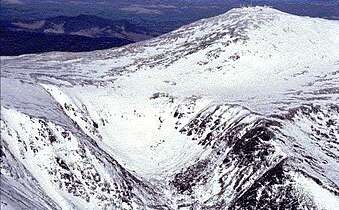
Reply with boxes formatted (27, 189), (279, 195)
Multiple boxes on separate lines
(1, 6), (339, 210)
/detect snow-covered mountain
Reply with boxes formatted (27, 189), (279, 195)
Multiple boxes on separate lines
(1, 6), (339, 210)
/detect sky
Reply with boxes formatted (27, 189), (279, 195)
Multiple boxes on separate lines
(2, 0), (339, 4)
(2, 0), (338, 22)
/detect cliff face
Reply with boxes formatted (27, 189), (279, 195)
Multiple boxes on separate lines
(1, 6), (339, 209)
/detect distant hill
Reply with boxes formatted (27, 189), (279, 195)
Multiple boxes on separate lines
(10, 14), (157, 42)
(0, 29), (133, 56)
(0, 14), (157, 55)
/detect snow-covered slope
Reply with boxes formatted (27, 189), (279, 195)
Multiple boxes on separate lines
(1, 6), (339, 210)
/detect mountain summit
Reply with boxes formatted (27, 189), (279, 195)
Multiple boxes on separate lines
(1, 6), (339, 210)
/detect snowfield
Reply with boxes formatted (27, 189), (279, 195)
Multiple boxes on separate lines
(1, 6), (339, 210)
